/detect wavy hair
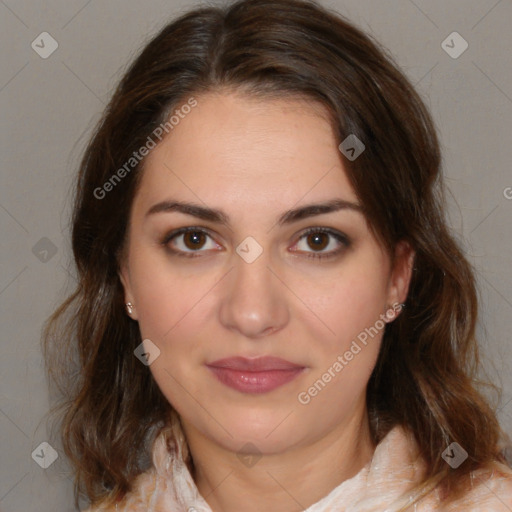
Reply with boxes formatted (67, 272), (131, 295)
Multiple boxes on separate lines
(43, 0), (511, 509)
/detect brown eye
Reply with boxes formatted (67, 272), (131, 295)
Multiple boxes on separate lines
(163, 227), (220, 257)
(183, 231), (207, 250)
(292, 228), (351, 260)
(306, 232), (329, 251)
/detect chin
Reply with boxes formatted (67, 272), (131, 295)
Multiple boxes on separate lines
(219, 426), (303, 456)
(189, 404), (307, 454)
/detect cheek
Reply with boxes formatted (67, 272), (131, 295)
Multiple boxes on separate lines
(291, 255), (389, 411)
(297, 280), (387, 417)
(298, 258), (390, 350)
(128, 247), (211, 338)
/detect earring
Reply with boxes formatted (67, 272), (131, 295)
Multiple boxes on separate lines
(384, 305), (395, 322)
(126, 302), (134, 315)
(384, 302), (405, 322)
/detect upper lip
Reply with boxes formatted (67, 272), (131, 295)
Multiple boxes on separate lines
(206, 356), (304, 371)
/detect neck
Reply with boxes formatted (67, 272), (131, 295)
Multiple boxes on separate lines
(181, 402), (375, 512)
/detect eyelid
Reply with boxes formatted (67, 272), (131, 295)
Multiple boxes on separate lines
(162, 226), (351, 259)
(162, 226), (213, 245)
(161, 226), (221, 257)
(293, 226), (350, 246)
(290, 227), (350, 260)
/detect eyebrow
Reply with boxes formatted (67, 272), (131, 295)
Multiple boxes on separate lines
(145, 198), (364, 226)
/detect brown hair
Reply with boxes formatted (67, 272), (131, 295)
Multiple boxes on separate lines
(43, 0), (511, 509)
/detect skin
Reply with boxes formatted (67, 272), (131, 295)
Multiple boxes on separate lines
(120, 90), (415, 512)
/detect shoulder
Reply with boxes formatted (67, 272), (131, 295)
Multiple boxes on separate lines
(82, 504), (116, 512)
(82, 419), (192, 511)
(81, 468), (159, 512)
(442, 461), (512, 511)
(388, 425), (512, 512)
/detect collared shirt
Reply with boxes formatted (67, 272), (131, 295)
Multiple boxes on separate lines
(85, 424), (512, 511)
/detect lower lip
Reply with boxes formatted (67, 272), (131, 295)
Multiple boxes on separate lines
(207, 366), (305, 394)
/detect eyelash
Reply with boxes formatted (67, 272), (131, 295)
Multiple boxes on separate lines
(161, 226), (351, 260)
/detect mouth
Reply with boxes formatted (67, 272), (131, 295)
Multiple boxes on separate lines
(206, 356), (306, 394)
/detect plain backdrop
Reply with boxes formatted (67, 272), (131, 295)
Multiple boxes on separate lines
(1, 0), (511, 510)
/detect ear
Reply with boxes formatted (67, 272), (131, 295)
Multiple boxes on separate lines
(119, 261), (139, 320)
(385, 240), (415, 315)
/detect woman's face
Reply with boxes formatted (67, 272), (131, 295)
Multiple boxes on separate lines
(120, 91), (413, 455)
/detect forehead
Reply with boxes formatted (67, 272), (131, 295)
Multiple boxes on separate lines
(134, 91), (358, 215)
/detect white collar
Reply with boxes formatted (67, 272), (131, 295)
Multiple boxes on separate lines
(150, 424), (428, 511)
(105, 422), (512, 511)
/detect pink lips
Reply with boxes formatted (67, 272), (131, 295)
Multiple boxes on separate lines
(206, 356), (305, 394)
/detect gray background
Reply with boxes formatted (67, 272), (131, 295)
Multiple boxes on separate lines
(1, 0), (511, 510)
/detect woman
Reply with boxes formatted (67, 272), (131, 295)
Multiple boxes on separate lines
(43, 0), (512, 510)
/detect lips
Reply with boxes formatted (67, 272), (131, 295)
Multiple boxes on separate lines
(207, 356), (303, 371)
(206, 356), (305, 394)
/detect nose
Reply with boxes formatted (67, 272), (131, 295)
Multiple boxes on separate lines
(218, 248), (290, 339)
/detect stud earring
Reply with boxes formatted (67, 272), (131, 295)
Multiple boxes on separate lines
(384, 302), (405, 322)
(126, 302), (134, 315)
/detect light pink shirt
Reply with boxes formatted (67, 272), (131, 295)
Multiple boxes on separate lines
(85, 424), (512, 511)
